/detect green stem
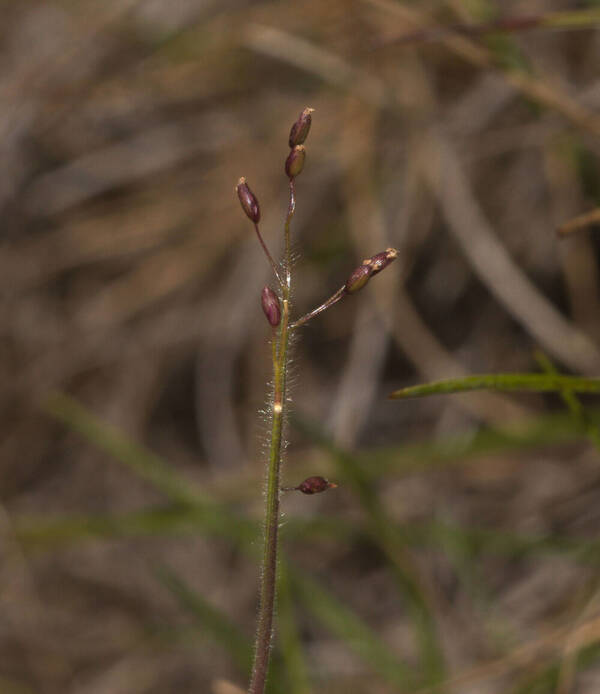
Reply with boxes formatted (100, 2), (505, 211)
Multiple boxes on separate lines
(248, 179), (295, 694)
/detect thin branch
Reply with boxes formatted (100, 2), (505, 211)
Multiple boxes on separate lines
(291, 286), (345, 329)
(284, 178), (295, 290)
(254, 223), (285, 289)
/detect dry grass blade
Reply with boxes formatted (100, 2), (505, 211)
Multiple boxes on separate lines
(25, 114), (240, 216)
(556, 587), (600, 694)
(212, 681), (246, 694)
(414, 612), (600, 694)
(558, 208), (600, 236)
(389, 374), (600, 400)
(363, 0), (600, 137)
(377, 8), (600, 45)
(419, 132), (600, 374)
(243, 23), (386, 107)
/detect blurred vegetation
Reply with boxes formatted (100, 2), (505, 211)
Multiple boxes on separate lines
(4, 1), (600, 692)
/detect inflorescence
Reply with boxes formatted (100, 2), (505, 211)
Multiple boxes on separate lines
(236, 106), (399, 495)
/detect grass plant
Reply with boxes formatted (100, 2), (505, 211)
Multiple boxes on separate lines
(6, 2), (600, 692)
(238, 108), (399, 694)
(37, 134), (600, 692)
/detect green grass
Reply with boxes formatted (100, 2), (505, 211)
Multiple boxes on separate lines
(36, 388), (600, 691)
(389, 373), (600, 399)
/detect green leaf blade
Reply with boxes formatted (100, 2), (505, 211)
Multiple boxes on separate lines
(389, 374), (600, 400)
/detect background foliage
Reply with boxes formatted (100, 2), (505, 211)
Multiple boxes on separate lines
(4, 1), (600, 692)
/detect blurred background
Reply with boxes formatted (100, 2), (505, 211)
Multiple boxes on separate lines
(4, 0), (600, 692)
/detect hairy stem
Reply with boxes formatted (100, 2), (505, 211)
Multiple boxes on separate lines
(248, 179), (295, 694)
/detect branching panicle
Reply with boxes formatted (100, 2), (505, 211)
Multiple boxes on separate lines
(237, 108), (398, 694)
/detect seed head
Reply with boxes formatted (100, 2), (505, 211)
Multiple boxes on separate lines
(236, 177), (260, 223)
(344, 248), (399, 294)
(366, 248), (398, 275)
(289, 107), (314, 148)
(261, 286), (281, 327)
(296, 476), (337, 494)
(285, 145), (306, 179)
(344, 264), (373, 294)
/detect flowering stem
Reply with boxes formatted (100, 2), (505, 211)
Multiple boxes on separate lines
(245, 108), (395, 693)
(248, 194), (294, 694)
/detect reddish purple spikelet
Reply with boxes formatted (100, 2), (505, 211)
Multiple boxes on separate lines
(289, 107), (314, 148)
(345, 264), (372, 294)
(368, 247), (398, 275)
(344, 247), (398, 294)
(296, 476), (337, 495)
(261, 286), (281, 327)
(285, 145), (306, 179)
(237, 177), (260, 223)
